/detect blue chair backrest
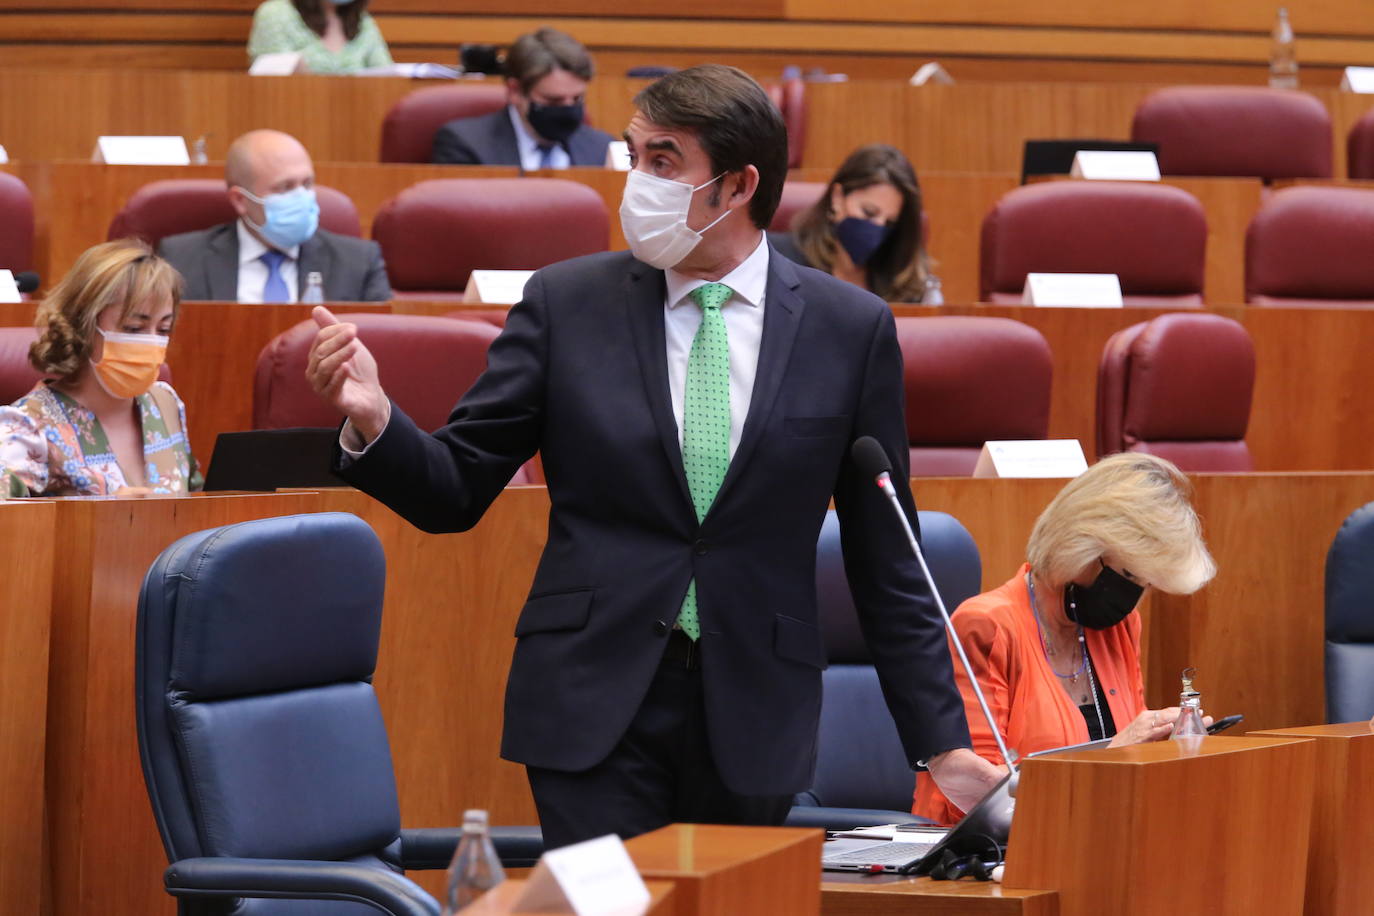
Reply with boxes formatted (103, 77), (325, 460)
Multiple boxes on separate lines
(136, 512), (402, 914)
(1326, 502), (1374, 723)
(801, 509), (981, 810)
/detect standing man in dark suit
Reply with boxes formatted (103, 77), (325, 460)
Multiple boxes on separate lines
(159, 130), (390, 303)
(431, 28), (615, 168)
(311, 65), (999, 848)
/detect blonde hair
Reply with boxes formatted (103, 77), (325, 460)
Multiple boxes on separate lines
(30, 240), (183, 381)
(1026, 453), (1216, 595)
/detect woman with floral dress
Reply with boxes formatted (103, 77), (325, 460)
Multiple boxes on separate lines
(0, 240), (201, 497)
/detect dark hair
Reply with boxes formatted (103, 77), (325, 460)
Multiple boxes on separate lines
(504, 27), (595, 94)
(793, 144), (931, 302)
(633, 64), (788, 231)
(292, 0), (368, 42)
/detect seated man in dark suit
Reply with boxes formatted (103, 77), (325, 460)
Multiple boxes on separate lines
(432, 27), (614, 168)
(159, 129), (391, 303)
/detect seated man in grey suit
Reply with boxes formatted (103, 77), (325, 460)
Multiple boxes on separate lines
(432, 27), (615, 168)
(159, 129), (391, 303)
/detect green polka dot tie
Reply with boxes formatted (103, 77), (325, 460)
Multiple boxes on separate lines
(677, 282), (733, 641)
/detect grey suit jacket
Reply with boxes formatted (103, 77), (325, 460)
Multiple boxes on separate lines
(431, 108), (615, 167)
(158, 223), (392, 302)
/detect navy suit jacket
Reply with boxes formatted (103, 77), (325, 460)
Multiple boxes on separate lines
(431, 108), (615, 167)
(336, 245), (970, 795)
(158, 223), (391, 302)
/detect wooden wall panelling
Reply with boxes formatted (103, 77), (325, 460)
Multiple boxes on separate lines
(0, 501), (56, 916)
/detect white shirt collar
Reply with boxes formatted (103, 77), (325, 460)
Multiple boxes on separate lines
(508, 104), (543, 161)
(664, 232), (769, 311)
(236, 219), (300, 265)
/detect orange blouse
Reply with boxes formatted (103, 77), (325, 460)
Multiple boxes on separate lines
(912, 563), (1146, 825)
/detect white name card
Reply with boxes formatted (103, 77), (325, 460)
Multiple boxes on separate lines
(463, 269), (534, 305)
(972, 440), (1088, 479)
(0, 144), (8, 164)
(1070, 150), (1161, 181)
(1021, 272), (1123, 308)
(92, 136), (190, 166)
(513, 834), (650, 916)
(605, 140), (632, 171)
(909, 61), (955, 86)
(1342, 67), (1374, 93)
(0, 270), (20, 303)
(249, 52), (304, 76)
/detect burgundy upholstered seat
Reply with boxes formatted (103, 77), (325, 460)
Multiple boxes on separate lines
(1096, 312), (1255, 471)
(1245, 185), (1374, 307)
(0, 172), (35, 274)
(764, 78), (807, 169)
(0, 327), (41, 404)
(893, 316), (1053, 476)
(378, 84), (510, 164)
(107, 179), (362, 248)
(979, 181), (1207, 306)
(1131, 86), (1332, 180)
(1348, 107), (1374, 180)
(372, 178), (609, 299)
(770, 181), (826, 232)
(253, 313), (537, 484)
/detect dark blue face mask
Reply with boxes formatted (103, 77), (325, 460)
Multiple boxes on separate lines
(1064, 560), (1144, 630)
(834, 217), (893, 267)
(528, 100), (584, 144)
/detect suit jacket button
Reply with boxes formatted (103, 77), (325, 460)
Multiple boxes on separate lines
(694, 539), (709, 556)
(653, 620), (668, 636)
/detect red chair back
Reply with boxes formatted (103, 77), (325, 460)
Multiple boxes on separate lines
(0, 172), (35, 273)
(894, 316), (1053, 476)
(1132, 86), (1332, 179)
(379, 84), (510, 163)
(1348, 107), (1374, 180)
(1246, 185), (1374, 307)
(770, 181), (826, 232)
(979, 181), (1206, 306)
(764, 78), (807, 169)
(1097, 312), (1254, 471)
(372, 178), (609, 298)
(108, 180), (362, 248)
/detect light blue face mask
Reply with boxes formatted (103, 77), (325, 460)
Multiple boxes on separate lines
(238, 186), (320, 251)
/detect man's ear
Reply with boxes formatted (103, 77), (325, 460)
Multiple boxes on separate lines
(226, 185), (251, 219)
(728, 165), (760, 211)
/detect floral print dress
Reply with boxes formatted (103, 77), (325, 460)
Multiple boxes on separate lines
(0, 381), (202, 497)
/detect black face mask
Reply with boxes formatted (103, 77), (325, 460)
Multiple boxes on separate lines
(528, 100), (583, 144)
(1064, 561), (1144, 630)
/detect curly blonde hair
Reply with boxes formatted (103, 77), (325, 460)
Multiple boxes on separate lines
(31, 240), (183, 381)
(1027, 453), (1216, 595)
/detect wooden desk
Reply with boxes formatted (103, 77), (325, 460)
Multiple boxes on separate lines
(823, 872), (1058, 915)
(0, 501), (55, 916)
(1249, 722), (1374, 916)
(465, 878), (676, 914)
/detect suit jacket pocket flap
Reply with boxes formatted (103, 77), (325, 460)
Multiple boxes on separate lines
(774, 614), (827, 669)
(784, 415), (850, 439)
(514, 589), (594, 637)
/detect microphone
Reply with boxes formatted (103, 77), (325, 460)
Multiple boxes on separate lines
(14, 271), (38, 294)
(851, 435), (1019, 774)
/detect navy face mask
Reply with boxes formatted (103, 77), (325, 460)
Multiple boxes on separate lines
(834, 217), (893, 267)
(528, 100), (583, 144)
(1064, 561), (1144, 630)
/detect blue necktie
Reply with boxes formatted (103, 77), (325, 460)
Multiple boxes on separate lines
(537, 143), (557, 169)
(261, 250), (290, 303)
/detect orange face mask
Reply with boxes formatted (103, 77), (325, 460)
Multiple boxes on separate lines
(91, 329), (168, 399)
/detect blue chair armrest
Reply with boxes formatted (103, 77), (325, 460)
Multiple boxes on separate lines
(784, 805), (933, 831)
(401, 826), (544, 870)
(165, 857), (439, 916)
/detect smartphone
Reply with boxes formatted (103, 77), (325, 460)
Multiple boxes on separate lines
(1206, 714), (1243, 734)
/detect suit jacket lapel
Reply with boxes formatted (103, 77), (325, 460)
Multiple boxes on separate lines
(624, 259), (694, 512)
(712, 248), (806, 510)
(206, 223), (239, 301)
(489, 110), (522, 169)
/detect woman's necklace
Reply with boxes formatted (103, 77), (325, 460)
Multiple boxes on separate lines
(1027, 572), (1105, 737)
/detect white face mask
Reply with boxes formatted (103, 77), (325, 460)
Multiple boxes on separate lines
(619, 170), (732, 270)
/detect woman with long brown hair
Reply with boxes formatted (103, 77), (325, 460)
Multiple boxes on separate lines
(773, 144), (941, 303)
(248, 0), (392, 74)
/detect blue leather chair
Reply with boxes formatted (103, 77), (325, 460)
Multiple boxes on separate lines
(787, 509), (982, 830)
(135, 512), (541, 915)
(1326, 502), (1374, 723)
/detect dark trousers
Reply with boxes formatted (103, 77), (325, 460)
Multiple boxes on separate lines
(526, 630), (795, 849)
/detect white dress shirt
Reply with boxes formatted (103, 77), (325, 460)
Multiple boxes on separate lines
(508, 105), (571, 171)
(663, 233), (769, 459)
(236, 220), (300, 304)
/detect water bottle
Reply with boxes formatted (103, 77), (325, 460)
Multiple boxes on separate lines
(1269, 7), (1298, 90)
(302, 271), (325, 305)
(442, 809), (505, 914)
(1170, 667), (1208, 740)
(191, 135), (209, 166)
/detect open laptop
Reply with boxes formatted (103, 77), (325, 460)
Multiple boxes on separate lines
(203, 427), (342, 492)
(821, 738), (1110, 873)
